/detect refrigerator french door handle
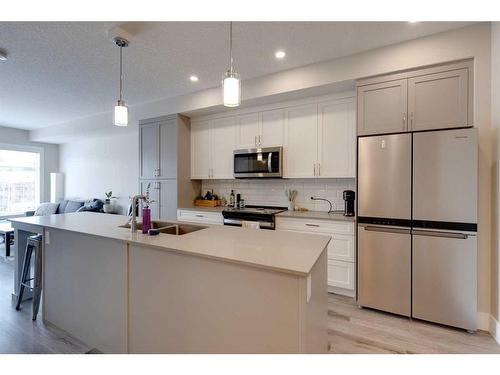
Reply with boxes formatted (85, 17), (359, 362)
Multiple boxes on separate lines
(362, 225), (411, 235)
(412, 229), (469, 240)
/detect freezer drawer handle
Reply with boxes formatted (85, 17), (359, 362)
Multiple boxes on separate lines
(363, 226), (411, 234)
(412, 229), (469, 239)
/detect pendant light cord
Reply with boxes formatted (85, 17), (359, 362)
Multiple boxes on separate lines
(119, 46), (123, 102)
(229, 21), (233, 74)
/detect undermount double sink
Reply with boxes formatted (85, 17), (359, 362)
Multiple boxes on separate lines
(119, 220), (207, 236)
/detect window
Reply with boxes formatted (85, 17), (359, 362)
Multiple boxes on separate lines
(0, 149), (41, 216)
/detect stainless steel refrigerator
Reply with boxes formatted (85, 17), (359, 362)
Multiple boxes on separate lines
(357, 128), (478, 331)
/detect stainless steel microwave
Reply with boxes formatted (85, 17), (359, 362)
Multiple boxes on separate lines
(233, 146), (283, 178)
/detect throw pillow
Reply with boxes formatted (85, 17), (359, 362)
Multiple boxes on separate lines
(34, 202), (59, 216)
(57, 199), (69, 213)
(77, 199), (104, 213)
(64, 200), (84, 213)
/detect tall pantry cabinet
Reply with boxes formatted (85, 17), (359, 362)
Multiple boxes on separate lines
(138, 114), (200, 220)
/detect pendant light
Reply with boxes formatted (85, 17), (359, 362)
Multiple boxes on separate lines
(113, 36), (129, 126)
(222, 22), (241, 107)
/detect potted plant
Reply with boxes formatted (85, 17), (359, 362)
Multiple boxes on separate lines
(104, 191), (117, 213)
(285, 189), (298, 211)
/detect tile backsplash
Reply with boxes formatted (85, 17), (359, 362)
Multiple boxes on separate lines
(201, 178), (355, 212)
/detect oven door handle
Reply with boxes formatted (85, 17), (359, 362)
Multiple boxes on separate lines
(268, 152), (272, 173)
(223, 218), (242, 226)
(223, 218), (274, 229)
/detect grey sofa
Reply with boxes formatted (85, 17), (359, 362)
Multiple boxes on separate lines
(25, 199), (104, 217)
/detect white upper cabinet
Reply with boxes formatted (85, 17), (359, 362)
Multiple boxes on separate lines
(357, 79), (408, 136)
(190, 120), (211, 179)
(408, 68), (469, 131)
(211, 117), (236, 179)
(283, 104), (318, 178)
(260, 109), (285, 147)
(191, 117), (235, 179)
(357, 61), (472, 135)
(191, 95), (356, 180)
(235, 110), (285, 149)
(236, 113), (261, 149)
(318, 98), (356, 177)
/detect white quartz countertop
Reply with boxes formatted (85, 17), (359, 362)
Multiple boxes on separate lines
(10, 212), (330, 276)
(276, 210), (355, 222)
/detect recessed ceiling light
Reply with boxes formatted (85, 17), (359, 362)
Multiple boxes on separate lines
(275, 50), (286, 59)
(190, 75), (199, 82)
(408, 21), (419, 23)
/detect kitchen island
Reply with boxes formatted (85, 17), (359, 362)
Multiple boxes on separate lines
(9, 212), (330, 353)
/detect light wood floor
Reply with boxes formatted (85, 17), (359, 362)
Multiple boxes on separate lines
(1, 243), (499, 354)
(0, 251), (92, 354)
(328, 293), (500, 354)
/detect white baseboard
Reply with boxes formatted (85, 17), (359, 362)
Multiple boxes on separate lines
(478, 312), (490, 331)
(490, 315), (500, 345)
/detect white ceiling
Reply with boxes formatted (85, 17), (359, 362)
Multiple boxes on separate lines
(0, 21), (473, 130)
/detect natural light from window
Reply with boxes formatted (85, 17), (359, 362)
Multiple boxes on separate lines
(0, 149), (40, 216)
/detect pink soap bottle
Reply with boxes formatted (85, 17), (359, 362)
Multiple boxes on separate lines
(142, 182), (152, 234)
(142, 205), (151, 234)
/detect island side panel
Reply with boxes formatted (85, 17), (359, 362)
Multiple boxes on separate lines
(128, 244), (303, 353)
(43, 228), (128, 353)
(298, 247), (328, 353)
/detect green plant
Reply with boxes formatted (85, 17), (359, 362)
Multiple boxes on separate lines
(285, 189), (298, 202)
(105, 191), (117, 199)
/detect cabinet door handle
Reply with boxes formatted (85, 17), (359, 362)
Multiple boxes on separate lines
(410, 112), (414, 129)
(195, 214), (205, 218)
(259, 135), (262, 146)
(305, 223), (320, 227)
(318, 163), (321, 176)
(313, 164), (316, 176)
(403, 112), (407, 130)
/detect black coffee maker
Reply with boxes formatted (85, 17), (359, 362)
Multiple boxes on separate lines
(343, 190), (355, 217)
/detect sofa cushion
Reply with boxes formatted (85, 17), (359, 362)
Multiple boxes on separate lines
(76, 199), (104, 213)
(34, 202), (59, 216)
(57, 199), (69, 214)
(64, 200), (84, 213)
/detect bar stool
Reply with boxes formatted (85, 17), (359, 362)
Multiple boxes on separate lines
(15, 234), (43, 320)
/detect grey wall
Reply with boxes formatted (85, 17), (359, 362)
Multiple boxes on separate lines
(59, 128), (138, 214)
(0, 125), (59, 203)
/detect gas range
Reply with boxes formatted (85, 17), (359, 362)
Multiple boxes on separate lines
(222, 205), (287, 230)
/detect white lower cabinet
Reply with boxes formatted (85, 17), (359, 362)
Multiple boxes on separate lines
(276, 217), (355, 296)
(177, 209), (224, 225)
(328, 260), (355, 291)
